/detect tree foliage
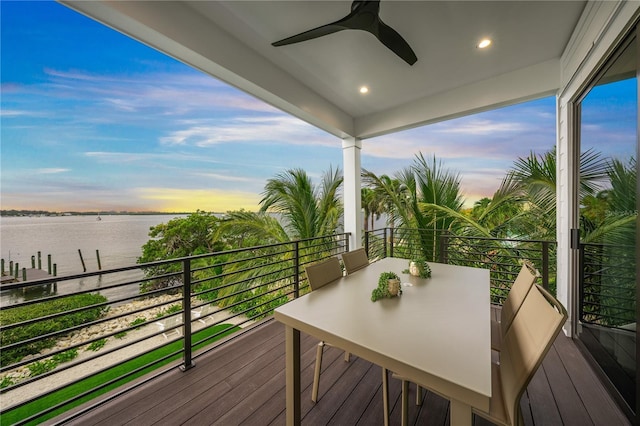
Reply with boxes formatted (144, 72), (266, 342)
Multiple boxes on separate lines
(137, 211), (227, 292)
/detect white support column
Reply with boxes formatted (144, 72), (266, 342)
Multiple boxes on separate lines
(342, 137), (363, 249)
(556, 95), (576, 337)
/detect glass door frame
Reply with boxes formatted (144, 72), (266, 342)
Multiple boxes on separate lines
(571, 22), (639, 422)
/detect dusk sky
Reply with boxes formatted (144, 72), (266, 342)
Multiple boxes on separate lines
(1, 1), (633, 213)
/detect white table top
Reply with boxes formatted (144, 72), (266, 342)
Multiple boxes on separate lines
(274, 257), (491, 410)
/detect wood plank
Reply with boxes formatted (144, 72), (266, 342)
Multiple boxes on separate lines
(553, 334), (631, 425)
(415, 389), (449, 426)
(47, 318), (631, 426)
(525, 355), (563, 426)
(541, 344), (594, 425)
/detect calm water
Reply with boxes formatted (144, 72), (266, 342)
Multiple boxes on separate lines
(0, 214), (184, 304)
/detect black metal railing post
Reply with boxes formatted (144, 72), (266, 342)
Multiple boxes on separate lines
(541, 241), (550, 290)
(364, 231), (369, 257)
(383, 228), (388, 258)
(389, 227), (394, 258)
(439, 232), (448, 263)
(181, 258), (194, 371)
(294, 241), (300, 299)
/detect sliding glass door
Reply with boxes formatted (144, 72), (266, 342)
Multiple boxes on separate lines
(576, 26), (638, 419)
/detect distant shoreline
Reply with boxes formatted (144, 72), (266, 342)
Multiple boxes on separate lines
(1, 210), (199, 217)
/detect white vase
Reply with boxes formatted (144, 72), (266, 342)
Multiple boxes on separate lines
(409, 261), (420, 276)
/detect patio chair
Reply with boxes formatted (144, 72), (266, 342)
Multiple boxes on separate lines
(473, 284), (567, 425)
(155, 315), (182, 339)
(491, 260), (540, 351)
(305, 257), (350, 402)
(341, 248), (370, 274)
(191, 303), (214, 324)
(393, 284), (567, 426)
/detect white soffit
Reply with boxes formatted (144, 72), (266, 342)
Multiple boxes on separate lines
(61, 0), (587, 140)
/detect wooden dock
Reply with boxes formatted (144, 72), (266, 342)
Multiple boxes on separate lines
(0, 268), (54, 289)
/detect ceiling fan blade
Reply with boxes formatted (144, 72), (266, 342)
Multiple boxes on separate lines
(376, 20), (417, 65)
(272, 1), (370, 47)
(272, 23), (345, 47)
(272, 0), (417, 66)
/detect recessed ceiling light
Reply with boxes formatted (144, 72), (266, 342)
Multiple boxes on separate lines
(359, 86), (369, 94)
(477, 39), (492, 49)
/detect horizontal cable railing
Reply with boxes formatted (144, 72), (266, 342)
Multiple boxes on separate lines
(365, 227), (556, 304)
(9, 226), (627, 424)
(0, 233), (349, 425)
(579, 242), (636, 329)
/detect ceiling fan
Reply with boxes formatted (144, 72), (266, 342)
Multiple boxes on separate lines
(271, 0), (417, 66)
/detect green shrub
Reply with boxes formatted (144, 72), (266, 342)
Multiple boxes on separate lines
(87, 339), (107, 352)
(27, 359), (58, 377)
(0, 375), (15, 389)
(155, 304), (181, 319)
(129, 317), (146, 328)
(114, 331), (127, 339)
(52, 348), (78, 364)
(0, 293), (108, 367)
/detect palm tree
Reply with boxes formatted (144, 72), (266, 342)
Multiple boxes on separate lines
(364, 153), (467, 260)
(259, 167), (343, 239)
(361, 187), (374, 232)
(212, 167), (343, 309)
(507, 148), (609, 241)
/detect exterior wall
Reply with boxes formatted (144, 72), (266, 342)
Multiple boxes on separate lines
(557, 1), (639, 336)
(342, 137), (363, 249)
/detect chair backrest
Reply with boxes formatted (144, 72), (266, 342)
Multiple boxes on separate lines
(500, 260), (539, 336)
(341, 248), (369, 274)
(499, 284), (567, 425)
(305, 257), (343, 291)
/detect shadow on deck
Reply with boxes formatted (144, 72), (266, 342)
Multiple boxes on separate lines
(50, 313), (629, 426)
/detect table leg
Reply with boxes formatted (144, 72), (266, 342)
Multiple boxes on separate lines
(285, 326), (301, 426)
(450, 399), (472, 426)
(382, 368), (389, 426)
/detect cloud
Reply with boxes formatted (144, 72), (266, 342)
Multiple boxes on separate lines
(192, 172), (256, 183)
(159, 115), (338, 147)
(34, 168), (70, 174)
(435, 119), (525, 135)
(39, 68), (277, 116)
(0, 109), (33, 117)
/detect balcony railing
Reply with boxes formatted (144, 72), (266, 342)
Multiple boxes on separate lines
(0, 228), (569, 424)
(365, 227), (556, 304)
(579, 242), (636, 328)
(0, 233), (349, 425)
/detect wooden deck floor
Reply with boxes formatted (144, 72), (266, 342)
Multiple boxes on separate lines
(50, 314), (630, 426)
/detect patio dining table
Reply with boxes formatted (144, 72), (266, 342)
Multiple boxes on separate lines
(274, 257), (491, 425)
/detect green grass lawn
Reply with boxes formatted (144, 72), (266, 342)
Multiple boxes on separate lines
(3, 323), (240, 425)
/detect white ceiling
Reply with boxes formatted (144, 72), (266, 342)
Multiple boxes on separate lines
(62, 0), (587, 139)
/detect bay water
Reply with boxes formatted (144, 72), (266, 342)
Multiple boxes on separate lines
(0, 214), (184, 305)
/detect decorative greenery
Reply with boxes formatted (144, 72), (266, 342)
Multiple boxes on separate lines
(371, 271), (401, 302)
(406, 259), (432, 278)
